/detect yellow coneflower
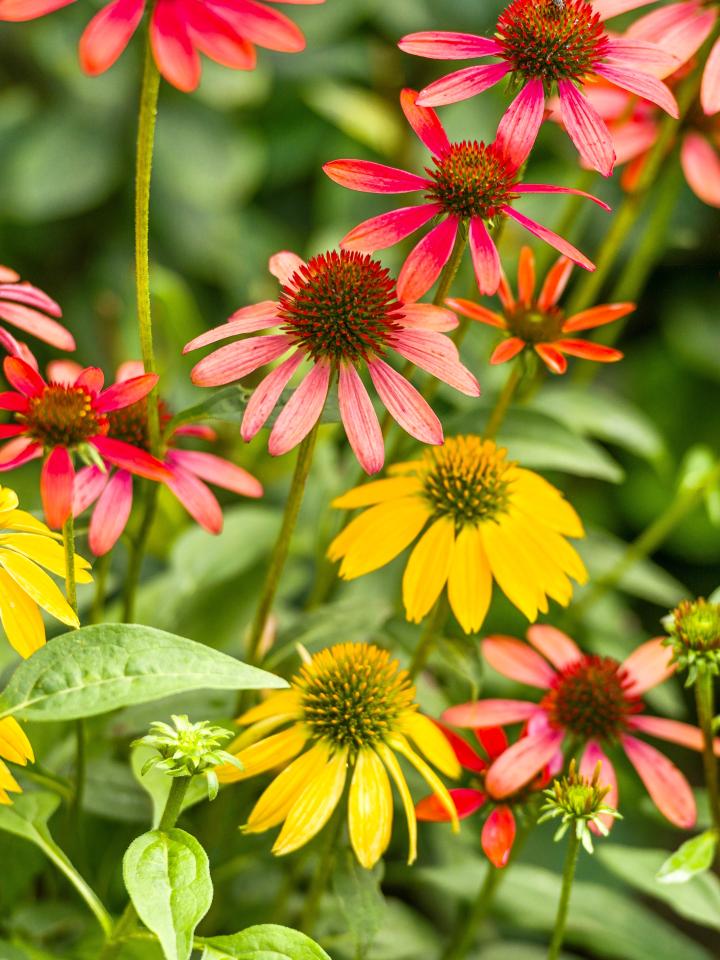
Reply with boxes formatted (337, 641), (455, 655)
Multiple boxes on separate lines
(0, 716), (34, 804)
(0, 484), (92, 657)
(218, 642), (460, 867)
(328, 436), (587, 633)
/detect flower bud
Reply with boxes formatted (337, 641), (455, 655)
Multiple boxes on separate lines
(539, 760), (620, 853)
(663, 598), (720, 684)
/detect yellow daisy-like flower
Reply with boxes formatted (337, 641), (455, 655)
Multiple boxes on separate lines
(328, 436), (587, 633)
(0, 716), (34, 804)
(218, 642), (460, 867)
(0, 484), (92, 657)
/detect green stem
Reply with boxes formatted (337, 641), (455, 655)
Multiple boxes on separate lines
(547, 831), (581, 960)
(695, 673), (720, 840)
(122, 483), (159, 623)
(44, 840), (114, 939)
(408, 594), (448, 679)
(484, 362), (522, 439)
(299, 805), (343, 936)
(90, 552), (111, 625)
(135, 34), (162, 454)
(247, 423), (320, 664)
(441, 864), (503, 960)
(62, 515), (78, 618)
(62, 515), (86, 836)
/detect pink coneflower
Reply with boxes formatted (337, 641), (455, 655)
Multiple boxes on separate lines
(65, 361), (263, 555)
(416, 724), (552, 867)
(0, 356), (168, 529)
(184, 249), (480, 475)
(398, 0), (679, 177)
(0, 0), (324, 93)
(448, 246), (631, 374)
(0, 265), (74, 359)
(323, 90), (607, 303)
(444, 626), (720, 828)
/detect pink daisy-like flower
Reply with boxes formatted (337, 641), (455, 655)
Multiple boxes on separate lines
(444, 626), (720, 829)
(64, 360), (263, 555)
(448, 246), (631, 374)
(416, 723), (553, 868)
(323, 89), (608, 303)
(0, 265), (74, 359)
(398, 0), (679, 176)
(0, 0), (324, 93)
(0, 355), (169, 529)
(184, 249), (480, 475)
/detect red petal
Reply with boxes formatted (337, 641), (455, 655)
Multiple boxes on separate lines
(481, 805), (516, 867)
(416, 788), (486, 822)
(41, 446), (74, 529)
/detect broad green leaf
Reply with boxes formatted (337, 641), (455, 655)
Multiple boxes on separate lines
(303, 82), (403, 155)
(656, 832), (718, 884)
(0, 623), (287, 721)
(332, 851), (386, 955)
(198, 923), (331, 960)
(83, 758), (152, 824)
(124, 828), (213, 960)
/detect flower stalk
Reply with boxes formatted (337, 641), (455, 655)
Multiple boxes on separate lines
(62, 514), (78, 618)
(408, 594), (448, 679)
(485, 362), (522, 439)
(695, 673), (720, 841)
(547, 829), (581, 960)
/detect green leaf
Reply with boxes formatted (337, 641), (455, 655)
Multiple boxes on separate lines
(303, 81), (404, 155)
(124, 828), (213, 960)
(332, 850), (386, 955)
(0, 623), (287, 721)
(656, 832), (718, 884)
(198, 923), (331, 960)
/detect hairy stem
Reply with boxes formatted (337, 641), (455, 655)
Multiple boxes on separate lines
(695, 673), (720, 841)
(547, 830), (581, 960)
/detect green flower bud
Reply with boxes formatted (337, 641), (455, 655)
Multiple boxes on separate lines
(539, 760), (620, 853)
(662, 598), (720, 685)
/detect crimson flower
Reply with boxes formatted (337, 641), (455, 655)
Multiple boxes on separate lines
(448, 246), (631, 374)
(0, 356), (168, 529)
(184, 249), (480, 475)
(398, 0), (679, 176)
(444, 626), (720, 829)
(0, 0), (324, 93)
(416, 724), (552, 868)
(323, 90), (607, 304)
(0, 265), (74, 359)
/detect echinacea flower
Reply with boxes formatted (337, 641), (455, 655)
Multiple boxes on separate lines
(184, 250), (480, 475)
(0, 265), (74, 357)
(328, 436), (587, 632)
(0, 484), (91, 657)
(416, 723), (552, 867)
(0, 356), (169, 529)
(63, 361), (263, 556)
(0, 0), (324, 93)
(398, 0), (679, 177)
(444, 626), (720, 828)
(0, 716), (34, 805)
(323, 90), (607, 303)
(447, 246), (631, 374)
(217, 642), (460, 867)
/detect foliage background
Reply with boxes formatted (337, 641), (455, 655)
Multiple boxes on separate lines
(0, 0), (719, 957)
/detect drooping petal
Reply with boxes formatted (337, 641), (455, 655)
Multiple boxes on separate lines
(513, 183), (610, 211)
(331, 475), (423, 510)
(397, 216), (460, 304)
(191, 334), (292, 387)
(603, 36), (681, 72)
(272, 747), (349, 856)
(627, 715), (719, 753)
(561, 302), (635, 332)
(72, 465), (109, 515)
(41, 447), (74, 529)
(376, 741), (417, 865)
(210, 0), (305, 53)
(338, 364), (384, 475)
(150, 0), (201, 92)
(92, 437), (170, 482)
(398, 31), (503, 60)
(403, 516), (455, 623)
(341, 204), (441, 253)
(0, 568), (45, 659)
(268, 362), (330, 456)
(416, 62), (511, 107)
(482, 806), (516, 867)
(323, 159), (431, 194)
(165, 463), (223, 533)
(447, 524), (492, 634)
(558, 79), (615, 177)
(469, 217), (501, 295)
(0, 438), (42, 470)
(526, 624), (581, 670)
(416, 788), (485, 822)
(496, 78), (545, 170)
(241, 350), (304, 441)
(502, 207), (595, 272)
(443, 699), (541, 728)
(490, 337), (525, 365)
(621, 734), (695, 828)
(482, 635), (556, 688)
(593, 62), (679, 118)
(516, 246), (535, 306)
(348, 747), (393, 869)
(680, 132), (720, 207)
(167, 449), (263, 498)
(88, 469), (133, 555)
(0, 716), (33, 763)
(389, 733), (459, 831)
(0, 548), (78, 628)
(367, 358), (443, 445)
(390, 327), (480, 396)
(217, 725), (307, 783)
(400, 88), (450, 156)
(621, 637), (674, 696)
(183, 303), (281, 352)
(485, 728), (564, 799)
(79, 0), (146, 75)
(701, 36), (720, 115)
(580, 740), (618, 832)
(480, 519), (539, 620)
(0, 303), (74, 351)
(245, 742), (328, 833)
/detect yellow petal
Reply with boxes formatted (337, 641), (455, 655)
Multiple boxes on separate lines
(246, 742), (329, 833)
(402, 516), (454, 623)
(388, 733), (458, 833)
(0, 759), (20, 793)
(480, 521), (539, 621)
(502, 513), (572, 608)
(237, 690), (302, 726)
(514, 510), (588, 585)
(400, 712), (460, 779)
(376, 741), (417, 865)
(1, 508), (62, 539)
(0, 550), (78, 628)
(0, 788), (11, 805)
(0, 569), (45, 658)
(387, 460), (423, 476)
(0, 717), (34, 764)
(0, 488), (19, 512)
(447, 524), (492, 634)
(329, 499), (429, 579)
(332, 477), (423, 510)
(0, 533), (92, 583)
(217, 724), (307, 784)
(348, 747), (393, 869)
(272, 747), (348, 856)
(512, 470), (584, 537)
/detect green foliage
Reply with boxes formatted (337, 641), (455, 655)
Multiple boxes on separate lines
(198, 924), (332, 960)
(332, 850), (386, 956)
(655, 831), (719, 884)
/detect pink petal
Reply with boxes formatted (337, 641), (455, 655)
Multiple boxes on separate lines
(41, 446), (74, 530)
(390, 327), (480, 396)
(340, 204), (440, 253)
(174, 424), (216, 440)
(482, 806), (516, 867)
(0, 267), (20, 282)
(0, 0), (75, 20)
(702, 36), (720, 115)
(0, 391), (29, 412)
(485, 728), (564, 799)
(92, 436), (170, 483)
(0, 303), (75, 351)
(496, 78), (545, 170)
(0, 282), (60, 315)
(366, 358), (443, 445)
(603, 36), (680, 71)
(558, 80), (615, 177)
(167, 449), (263, 498)
(502, 206), (595, 272)
(95, 373), (159, 413)
(398, 303), (458, 332)
(116, 361), (145, 383)
(190, 334), (292, 387)
(73, 465), (109, 515)
(268, 362), (330, 456)
(208, 0), (304, 53)
(399, 88), (450, 156)
(490, 337), (524, 364)
(47, 360), (84, 386)
(469, 217), (501, 295)
(397, 216), (459, 303)
(526, 625), (582, 670)
(338, 365), (384, 475)
(398, 31), (502, 60)
(166, 464), (223, 533)
(621, 734), (696, 828)
(322, 159), (431, 194)
(482, 635), (556, 688)
(183, 302), (281, 352)
(513, 183), (610, 211)
(680, 132), (720, 207)
(594, 62), (679, 118)
(580, 740), (618, 832)
(3, 356), (45, 397)
(621, 637), (674, 696)
(592, 0), (657, 19)
(89, 469), (133, 555)
(628, 5), (715, 80)
(442, 699), (541, 728)
(416, 62), (511, 107)
(181, 0), (256, 70)
(241, 349), (304, 440)
(79, 0), (146, 75)
(74, 367), (104, 394)
(0, 438), (41, 469)
(627, 715), (718, 753)
(0, 327), (23, 357)
(268, 251), (305, 287)
(150, 0), (201, 92)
